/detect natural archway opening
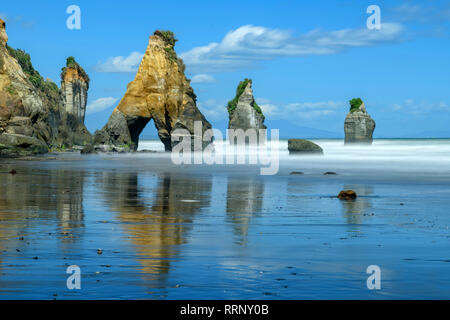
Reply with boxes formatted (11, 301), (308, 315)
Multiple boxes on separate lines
(126, 116), (166, 152)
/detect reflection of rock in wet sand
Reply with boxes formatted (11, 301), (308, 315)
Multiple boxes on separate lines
(101, 172), (212, 280)
(226, 177), (264, 243)
(0, 167), (86, 264)
(340, 185), (373, 226)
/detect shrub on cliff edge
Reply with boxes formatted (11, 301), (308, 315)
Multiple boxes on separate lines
(349, 98), (363, 112)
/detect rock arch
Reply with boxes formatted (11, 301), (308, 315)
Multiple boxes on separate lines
(93, 31), (212, 152)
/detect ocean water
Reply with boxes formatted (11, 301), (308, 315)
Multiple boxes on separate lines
(0, 139), (449, 299)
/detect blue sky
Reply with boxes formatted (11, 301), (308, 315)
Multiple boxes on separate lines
(1, 0), (449, 138)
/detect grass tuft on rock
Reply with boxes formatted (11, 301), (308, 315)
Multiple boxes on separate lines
(61, 56), (90, 84)
(227, 78), (264, 119)
(6, 45), (60, 105)
(154, 30), (177, 47)
(349, 98), (363, 113)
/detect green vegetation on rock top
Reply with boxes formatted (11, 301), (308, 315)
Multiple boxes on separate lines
(226, 78), (264, 119)
(155, 30), (186, 74)
(349, 98), (363, 112)
(6, 45), (60, 104)
(61, 56), (90, 84)
(154, 30), (178, 47)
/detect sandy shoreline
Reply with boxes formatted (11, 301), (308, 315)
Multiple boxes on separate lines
(0, 148), (449, 299)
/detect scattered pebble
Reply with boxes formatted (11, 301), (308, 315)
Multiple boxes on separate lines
(337, 190), (357, 200)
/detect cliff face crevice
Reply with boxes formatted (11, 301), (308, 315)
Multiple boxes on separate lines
(344, 100), (376, 144)
(94, 30), (212, 152)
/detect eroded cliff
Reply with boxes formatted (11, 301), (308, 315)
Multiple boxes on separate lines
(0, 20), (91, 156)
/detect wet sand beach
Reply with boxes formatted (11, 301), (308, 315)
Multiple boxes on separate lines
(0, 139), (449, 299)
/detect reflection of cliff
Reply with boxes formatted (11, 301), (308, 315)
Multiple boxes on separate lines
(0, 167), (85, 264)
(226, 177), (264, 242)
(101, 172), (212, 279)
(340, 185), (373, 226)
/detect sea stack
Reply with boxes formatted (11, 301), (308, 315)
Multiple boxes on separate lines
(344, 98), (375, 144)
(93, 30), (212, 152)
(227, 79), (266, 144)
(61, 57), (89, 125)
(60, 57), (91, 145)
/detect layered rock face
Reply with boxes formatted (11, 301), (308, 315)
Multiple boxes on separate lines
(227, 79), (266, 143)
(344, 100), (376, 144)
(61, 61), (88, 124)
(60, 58), (91, 145)
(94, 30), (212, 152)
(0, 19), (60, 156)
(0, 20), (91, 156)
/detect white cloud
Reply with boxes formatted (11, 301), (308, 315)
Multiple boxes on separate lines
(390, 99), (449, 114)
(180, 24), (404, 72)
(86, 97), (118, 115)
(96, 52), (144, 73)
(190, 74), (216, 83)
(197, 99), (227, 120)
(259, 103), (279, 117)
(257, 99), (345, 119)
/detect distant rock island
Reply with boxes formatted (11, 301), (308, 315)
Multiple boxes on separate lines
(288, 139), (323, 154)
(227, 79), (266, 144)
(0, 19), (91, 157)
(92, 30), (212, 152)
(344, 98), (376, 144)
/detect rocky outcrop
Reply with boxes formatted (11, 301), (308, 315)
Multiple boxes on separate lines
(288, 139), (323, 154)
(0, 20), (91, 156)
(227, 79), (266, 143)
(344, 98), (375, 144)
(338, 190), (357, 200)
(60, 57), (91, 145)
(93, 30), (212, 152)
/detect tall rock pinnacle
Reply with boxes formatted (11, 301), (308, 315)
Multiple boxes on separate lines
(344, 98), (376, 144)
(61, 57), (89, 125)
(227, 79), (266, 143)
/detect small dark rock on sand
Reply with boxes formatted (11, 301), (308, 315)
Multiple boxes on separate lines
(337, 190), (357, 200)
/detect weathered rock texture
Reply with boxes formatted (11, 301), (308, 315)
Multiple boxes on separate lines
(288, 139), (323, 154)
(0, 20), (91, 156)
(344, 100), (376, 144)
(227, 79), (266, 143)
(60, 57), (91, 145)
(94, 30), (212, 152)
